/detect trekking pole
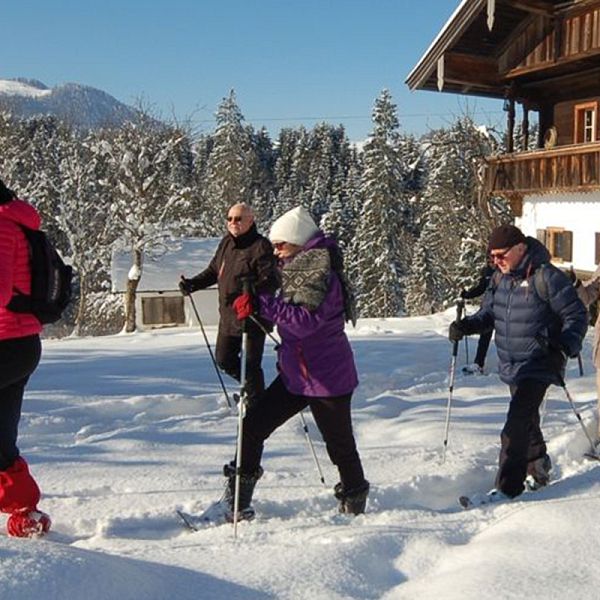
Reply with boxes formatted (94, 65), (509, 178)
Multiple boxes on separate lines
(441, 298), (465, 464)
(181, 277), (233, 409)
(556, 371), (599, 458)
(463, 303), (470, 365)
(233, 277), (252, 538)
(247, 314), (326, 486)
(539, 388), (550, 428)
(298, 411), (327, 486)
(535, 335), (598, 457)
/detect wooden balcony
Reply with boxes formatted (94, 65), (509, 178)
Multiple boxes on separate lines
(485, 142), (600, 214)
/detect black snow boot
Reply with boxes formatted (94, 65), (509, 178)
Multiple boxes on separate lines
(334, 480), (370, 515)
(223, 462), (263, 521)
(525, 454), (552, 491)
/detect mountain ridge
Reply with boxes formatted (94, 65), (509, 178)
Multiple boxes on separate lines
(0, 77), (140, 128)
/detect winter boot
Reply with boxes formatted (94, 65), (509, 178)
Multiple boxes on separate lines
(334, 480), (370, 515)
(222, 462), (263, 522)
(525, 454), (552, 491)
(462, 363), (483, 375)
(7, 509), (51, 538)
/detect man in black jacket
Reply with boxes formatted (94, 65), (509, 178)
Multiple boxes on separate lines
(180, 203), (278, 405)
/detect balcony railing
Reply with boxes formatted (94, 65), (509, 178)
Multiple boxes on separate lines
(485, 142), (600, 199)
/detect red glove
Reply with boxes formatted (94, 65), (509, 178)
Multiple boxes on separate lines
(233, 292), (254, 320)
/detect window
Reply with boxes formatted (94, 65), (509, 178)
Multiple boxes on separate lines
(142, 296), (185, 327)
(541, 227), (573, 262)
(574, 102), (598, 143)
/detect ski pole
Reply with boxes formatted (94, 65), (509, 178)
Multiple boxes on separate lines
(299, 411), (326, 486)
(535, 334), (597, 457)
(463, 303), (470, 365)
(441, 298), (464, 464)
(233, 277), (252, 538)
(539, 388), (549, 428)
(558, 372), (599, 458)
(247, 314), (326, 485)
(182, 277), (233, 409)
(577, 353), (584, 377)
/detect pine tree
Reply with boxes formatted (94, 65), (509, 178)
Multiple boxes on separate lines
(352, 90), (409, 317)
(202, 90), (256, 233)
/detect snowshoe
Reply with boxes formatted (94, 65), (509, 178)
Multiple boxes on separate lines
(462, 363), (483, 375)
(177, 501), (255, 531)
(7, 509), (51, 538)
(459, 488), (511, 509)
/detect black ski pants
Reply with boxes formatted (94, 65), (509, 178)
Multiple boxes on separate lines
(0, 335), (41, 471)
(495, 378), (549, 498)
(215, 331), (266, 404)
(474, 329), (493, 369)
(237, 375), (366, 490)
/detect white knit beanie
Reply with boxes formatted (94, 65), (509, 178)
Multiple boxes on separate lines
(269, 206), (319, 246)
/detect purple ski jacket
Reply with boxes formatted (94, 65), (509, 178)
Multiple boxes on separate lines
(258, 233), (358, 398)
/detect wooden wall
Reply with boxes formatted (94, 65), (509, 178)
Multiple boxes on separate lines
(553, 97), (600, 145)
(499, 5), (600, 75)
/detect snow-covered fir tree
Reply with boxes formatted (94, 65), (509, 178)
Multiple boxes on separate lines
(351, 90), (410, 317)
(202, 90), (256, 233)
(412, 116), (503, 312)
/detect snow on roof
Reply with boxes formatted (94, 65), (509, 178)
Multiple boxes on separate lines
(0, 79), (52, 98)
(111, 238), (221, 293)
(405, 0), (472, 86)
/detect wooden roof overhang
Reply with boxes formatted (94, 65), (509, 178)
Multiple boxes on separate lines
(406, 0), (598, 107)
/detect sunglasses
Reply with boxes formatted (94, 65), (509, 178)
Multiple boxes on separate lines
(490, 245), (514, 262)
(272, 241), (286, 249)
(226, 215), (243, 223)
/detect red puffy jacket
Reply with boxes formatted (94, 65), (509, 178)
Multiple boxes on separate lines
(0, 199), (43, 340)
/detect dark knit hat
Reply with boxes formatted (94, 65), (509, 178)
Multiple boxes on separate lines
(0, 178), (16, 205)
(488, 224), (526, 251)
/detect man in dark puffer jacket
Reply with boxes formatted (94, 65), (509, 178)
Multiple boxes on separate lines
(449, 224), (587, 500)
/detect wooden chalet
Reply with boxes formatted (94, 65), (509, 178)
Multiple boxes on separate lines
(407, 0), (600, 273)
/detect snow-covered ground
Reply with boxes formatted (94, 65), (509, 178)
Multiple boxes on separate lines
(3, 309), (600, 599)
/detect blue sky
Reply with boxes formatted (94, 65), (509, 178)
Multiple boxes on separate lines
(4, 0), (503, 140)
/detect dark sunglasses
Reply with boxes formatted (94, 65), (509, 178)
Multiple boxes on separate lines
(226, 215), (243, 223)
(490, 245), (514, 262)
(272, 241), (286, 249)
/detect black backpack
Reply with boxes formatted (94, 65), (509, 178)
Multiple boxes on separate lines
(7, 226), (73, 324)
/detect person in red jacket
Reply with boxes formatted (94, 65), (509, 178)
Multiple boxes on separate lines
(0, 178), (50, 537)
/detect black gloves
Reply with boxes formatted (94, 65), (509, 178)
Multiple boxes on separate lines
(179, 277), (196, 296)
(448, 320), (465, 342)
(459, 289), (467, 299)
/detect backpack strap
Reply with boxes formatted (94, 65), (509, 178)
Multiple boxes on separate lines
(531, 263), (549, 303)
(489, 263), (549, 304)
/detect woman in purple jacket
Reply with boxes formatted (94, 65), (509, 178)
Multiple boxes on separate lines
(228, 206), (369, 520)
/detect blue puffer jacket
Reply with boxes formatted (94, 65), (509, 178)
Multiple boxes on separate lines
(462, 237), (588, 385)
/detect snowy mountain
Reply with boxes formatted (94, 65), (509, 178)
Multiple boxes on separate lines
(2, 310), (600, 598)
(0, 77), (140, 128)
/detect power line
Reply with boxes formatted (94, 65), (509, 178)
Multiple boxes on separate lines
(187, 109), (505, 125)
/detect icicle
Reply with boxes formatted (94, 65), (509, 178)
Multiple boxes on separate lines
(487, 0), (495, 31)
(437, 55), (445, 91)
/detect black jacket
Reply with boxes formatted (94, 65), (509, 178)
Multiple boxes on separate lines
(189, 224), (279, 336)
